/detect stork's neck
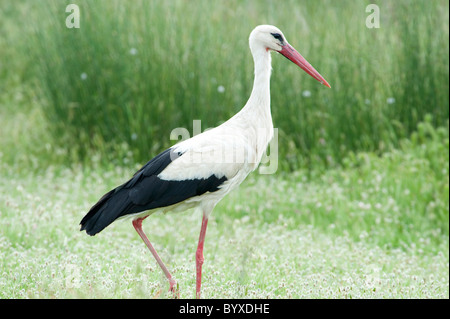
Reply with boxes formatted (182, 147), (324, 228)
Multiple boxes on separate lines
(219, 45), (274, 168)
(239, 47), (273, 126)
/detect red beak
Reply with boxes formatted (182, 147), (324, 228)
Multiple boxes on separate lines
(279, 43), (331, 88)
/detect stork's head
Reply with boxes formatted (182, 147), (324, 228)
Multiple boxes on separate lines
(249, 25), (331, 88)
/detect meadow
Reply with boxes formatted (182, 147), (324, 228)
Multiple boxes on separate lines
(0, 119), (448, 298)
(0, 0), (449, 299)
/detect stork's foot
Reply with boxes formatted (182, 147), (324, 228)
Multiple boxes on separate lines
(169, 279), (180, 298)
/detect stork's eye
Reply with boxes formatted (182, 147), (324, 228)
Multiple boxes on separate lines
(271, 33), (283, 42)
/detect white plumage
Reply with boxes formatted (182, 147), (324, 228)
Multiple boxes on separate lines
(159, 26), (279, 214)
(80, 24), (330, 298)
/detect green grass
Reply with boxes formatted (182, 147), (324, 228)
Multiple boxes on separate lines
(0, 121), (447, 298)
(0, 0), (448, 169)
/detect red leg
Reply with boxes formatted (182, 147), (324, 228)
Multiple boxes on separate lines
(132, 217), (179, 297)
(196, 214), (209, 299)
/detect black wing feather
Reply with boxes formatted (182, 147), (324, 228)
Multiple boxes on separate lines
(80, 148), (227, 236)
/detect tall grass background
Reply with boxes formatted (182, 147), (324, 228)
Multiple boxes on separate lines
(1, 0), (449, 170)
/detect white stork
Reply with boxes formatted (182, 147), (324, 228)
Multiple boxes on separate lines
(80, 25), (330, 298)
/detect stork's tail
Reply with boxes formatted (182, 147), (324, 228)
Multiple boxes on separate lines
(80, 186), (132, 236)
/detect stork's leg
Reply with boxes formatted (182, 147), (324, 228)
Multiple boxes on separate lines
(132, 217), (178, 297)
(196, 214), (209, 299)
